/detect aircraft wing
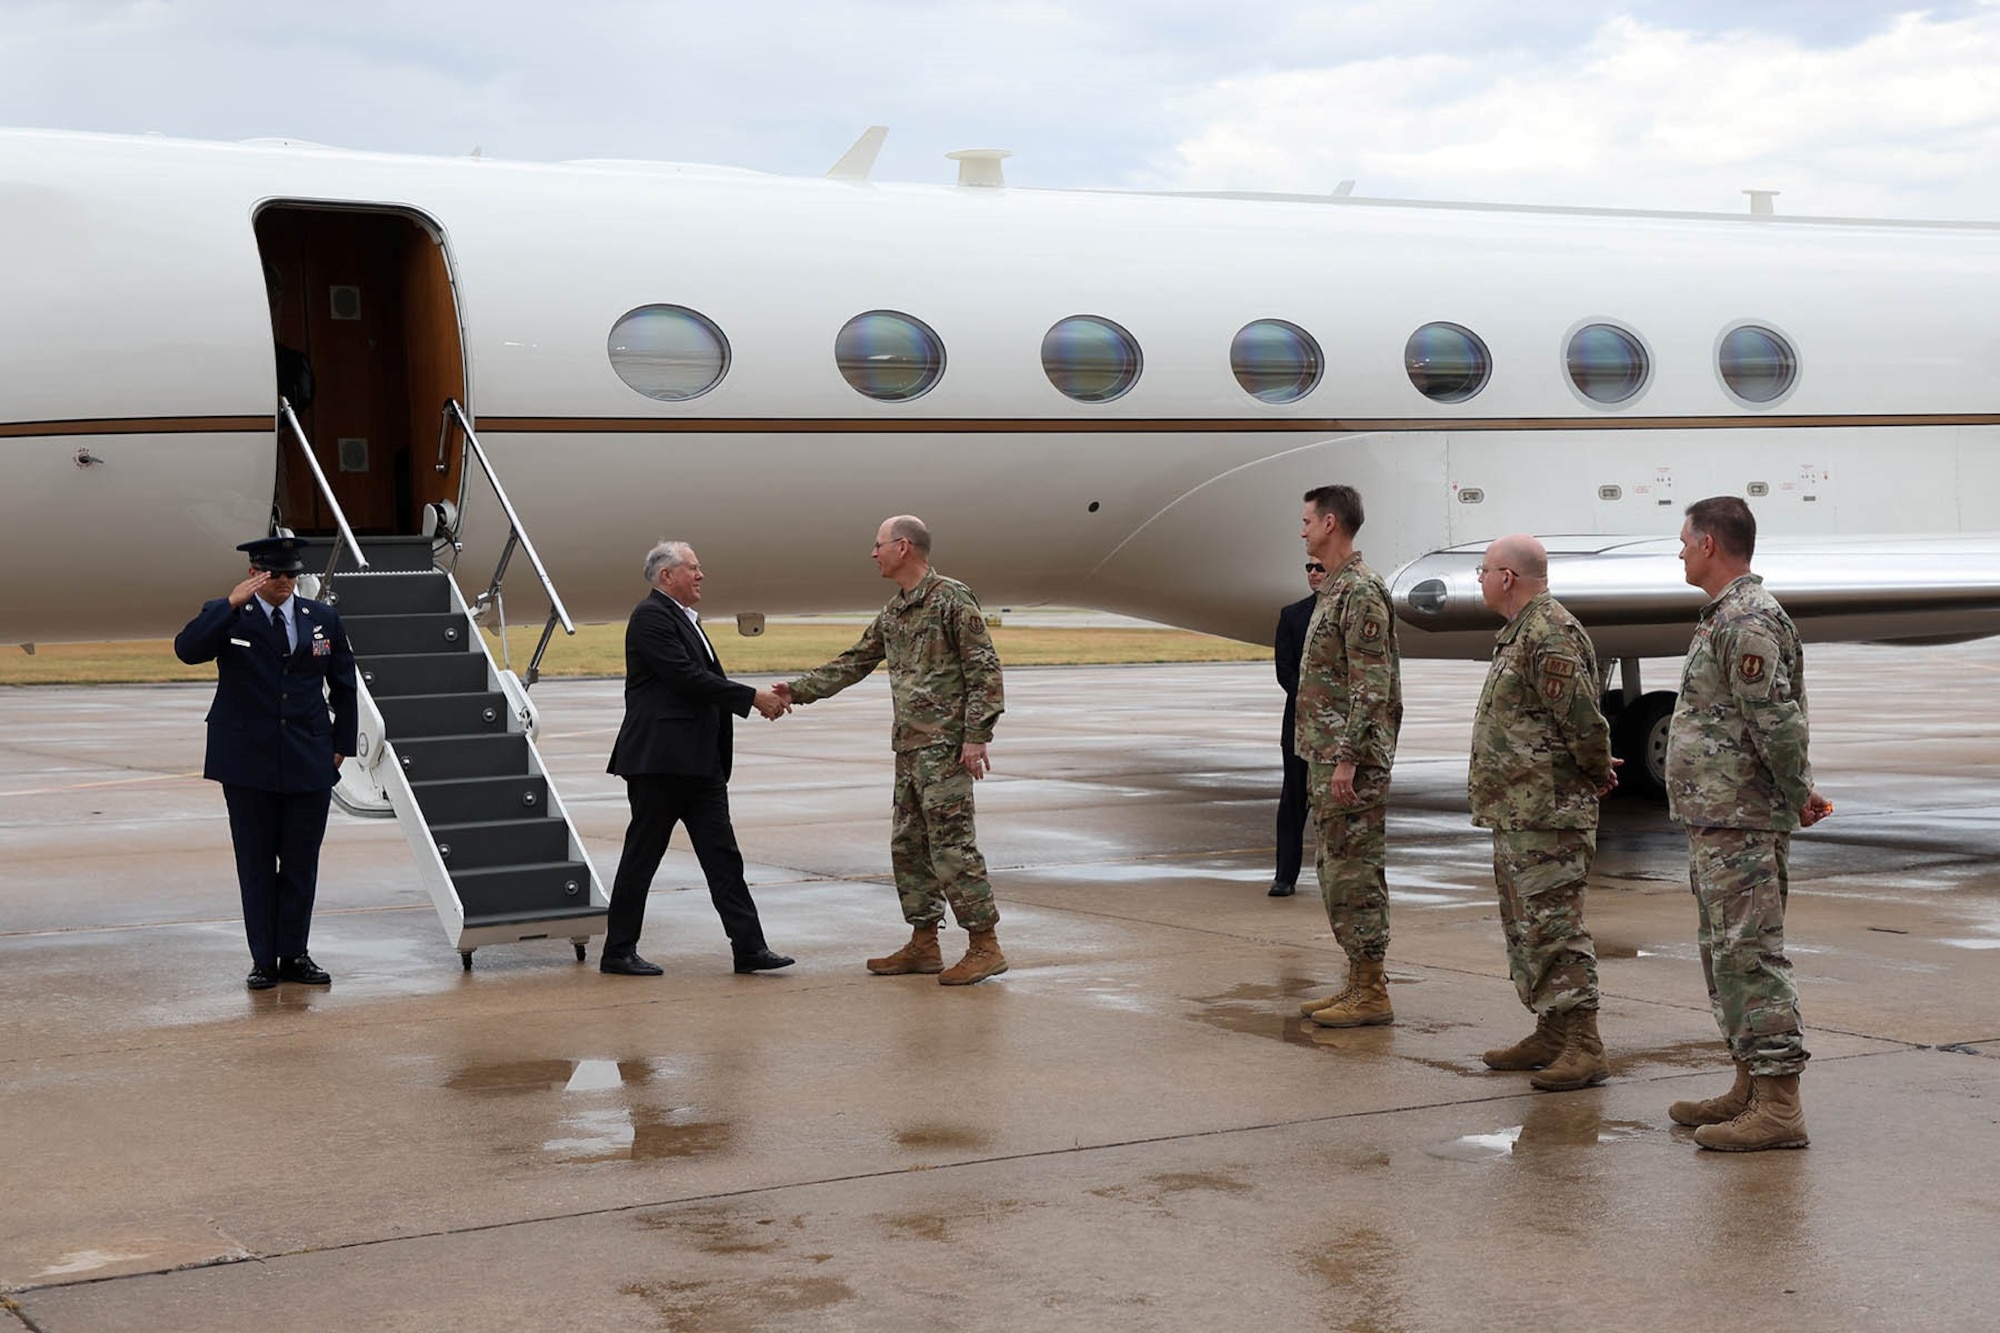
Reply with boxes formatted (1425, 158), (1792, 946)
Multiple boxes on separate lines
(1391, 534), (2000, 659)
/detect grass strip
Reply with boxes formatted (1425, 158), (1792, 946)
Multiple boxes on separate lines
(0, 622), (1267, 686)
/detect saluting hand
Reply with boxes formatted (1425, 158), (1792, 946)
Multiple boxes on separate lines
(228, 571), (272, 608)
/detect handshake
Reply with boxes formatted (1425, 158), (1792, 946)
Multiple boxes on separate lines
(752, 682), (796, 721)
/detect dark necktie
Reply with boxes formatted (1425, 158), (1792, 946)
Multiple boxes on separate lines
(271, 605), (289, 652)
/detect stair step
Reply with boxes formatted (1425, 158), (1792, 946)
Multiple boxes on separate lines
(408, 774), (549, 825)
(452, 860), (595, 918)
(395, 733), (528, 781)
(360, 652), (490, 697)
(307, 535), (439, 573)
(326, 571), (451, 616)
(345, 612), (478, 657)
(458, 904), (607, 933)
(430, 818), (572, 871)
(378, 692), (512, 739)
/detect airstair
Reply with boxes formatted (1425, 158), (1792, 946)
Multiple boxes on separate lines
(278, 398), (609, 970)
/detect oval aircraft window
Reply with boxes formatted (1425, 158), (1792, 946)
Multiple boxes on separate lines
(835, 311), (946, 402)
(1566, 323), (1649, 404)
(607, 305), (730, 401)
(1717, 324), (1798, 405)
(1231, 320), (1323, 403)
(1405, 322), (1490, 404)
(1042, 315), (1142, 403)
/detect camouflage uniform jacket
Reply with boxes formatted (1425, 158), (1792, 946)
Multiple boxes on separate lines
(1468, 591), (1612, 830)
(787, 569), (1004, 752)
(1666, 573), (1813, 831)
(1293, 552), (1403, 768)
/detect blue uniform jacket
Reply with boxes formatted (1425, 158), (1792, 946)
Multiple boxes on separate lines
(174, 595), (359, 793)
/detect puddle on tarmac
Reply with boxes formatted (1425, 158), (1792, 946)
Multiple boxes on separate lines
(1607, 1038), (1729, 1077)
(446, 1059), (576, 1093)
(1942, 938), (2000, 950)
(1187, 978), (1424, 1052)
(546, 1107), (735, 1163)
(1426, 1115), (1651, 1161)
(894, 1123), (995, 1152)
(446, 1057), (663, 1094)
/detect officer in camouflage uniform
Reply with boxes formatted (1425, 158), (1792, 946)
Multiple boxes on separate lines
(1292, 485), (1404, 1028)
(779, 515), (1008, 985)
(1666, 496), (1832, 1152)
(1468, 534), (1619, 1090)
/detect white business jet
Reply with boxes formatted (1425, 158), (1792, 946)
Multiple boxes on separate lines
(4, 126), (2000, 800)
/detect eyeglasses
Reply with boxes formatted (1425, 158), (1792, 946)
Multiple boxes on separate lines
(261, 570), (300, 579)
(1305, 562), (1325, 573)
(1474, 565), (1515, 579)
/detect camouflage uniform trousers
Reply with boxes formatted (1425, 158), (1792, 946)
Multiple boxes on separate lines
(890, 742), (999, 932)
(1492, 827), (1600, 1015)
(1309, 761), (1390, 962)
(1687, 826), (1809, 1077)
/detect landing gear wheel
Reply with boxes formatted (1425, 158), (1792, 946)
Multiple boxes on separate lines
(460, 950), (474, 972)
(1611, 690), (1676, 800)
(574, 942), (588, 963)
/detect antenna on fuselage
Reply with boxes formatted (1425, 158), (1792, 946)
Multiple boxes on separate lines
(1744, 189), (1779, 216)
(827, 126), (889, 181)
(947, 148), (1011, 187)
(1332, 179), (1355, 196)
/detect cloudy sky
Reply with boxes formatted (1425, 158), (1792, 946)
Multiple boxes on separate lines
(4, 1), (1998, 218)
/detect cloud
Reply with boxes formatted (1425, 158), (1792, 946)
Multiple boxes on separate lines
(1149, 9), (2000, 218)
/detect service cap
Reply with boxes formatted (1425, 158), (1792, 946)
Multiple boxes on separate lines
(236, 535), (308, 574)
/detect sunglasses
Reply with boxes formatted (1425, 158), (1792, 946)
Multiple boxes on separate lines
(1305, 562), (1326, 573)
(260, 569), (301, 579)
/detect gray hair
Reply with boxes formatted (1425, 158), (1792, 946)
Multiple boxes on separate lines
(885, 514), (932, 557)
(643, 540), (691, 586)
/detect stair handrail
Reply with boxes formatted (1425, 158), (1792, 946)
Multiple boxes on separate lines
(435, 397), (575, 685)
(277, 398), (370, 581)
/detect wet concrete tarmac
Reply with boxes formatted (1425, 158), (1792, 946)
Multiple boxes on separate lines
(3, 641), (1998, 1331)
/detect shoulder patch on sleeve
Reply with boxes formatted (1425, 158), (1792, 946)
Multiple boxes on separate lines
(1544, 656), (1577, 679)
(966, 612), (987, 636)
(1738, 652), (1766, 683)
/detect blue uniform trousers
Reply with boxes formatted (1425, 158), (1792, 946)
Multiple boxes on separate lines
(223, 784), (332, 968)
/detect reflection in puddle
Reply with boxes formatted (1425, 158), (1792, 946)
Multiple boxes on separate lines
(1186, 978), (1419, 1053)
(546, 1107), (735, 1163)
(565, 1058), (624, 1092)
(1942, 938), (2000, 950)
(1427, 1115), (1651, 1161)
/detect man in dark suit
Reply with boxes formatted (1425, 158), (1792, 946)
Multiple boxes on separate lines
(1270, 557), (1328, 896)
(602, 541), (795, 977)
(174, 536), (357, 989)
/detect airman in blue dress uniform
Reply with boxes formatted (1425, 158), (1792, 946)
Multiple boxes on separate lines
(174, 536), (357, 989)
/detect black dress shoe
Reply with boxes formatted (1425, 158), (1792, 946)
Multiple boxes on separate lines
(600, 952), (664, 976)
(1268, 880), (1297, 897)
(245, 965), (278, 990)
(278, 955), (332, 985)
(733, 948), (796, 974)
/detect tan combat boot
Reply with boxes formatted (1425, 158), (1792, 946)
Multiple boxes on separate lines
(1482, 1010), (1566, 1070)
(866, 924), (943, 975)
(938, 928), (1008, 986)
(1529, 1009), (1609, 1091)
(1308, 960), (1393, 1028)
(1694, 1074), (1809, 1151)
(1298, 960), (1360, 1017)
(1668, 1061), (1752, 1127)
